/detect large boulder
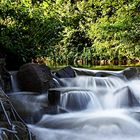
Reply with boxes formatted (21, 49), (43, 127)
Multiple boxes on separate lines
(55, 66), (76, 78)
(17, 63), (55, 92)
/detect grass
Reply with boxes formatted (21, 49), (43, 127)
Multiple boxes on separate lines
(50, 64), (140, 71)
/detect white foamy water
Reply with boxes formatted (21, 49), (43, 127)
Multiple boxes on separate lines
(28, 109), (140, 140)
(60, 90), (102, 111)
(58, 76), (126, 111)
(60, 76), (125, 90)
(28, 125), (140, 140)
(27, 77), (140, 140)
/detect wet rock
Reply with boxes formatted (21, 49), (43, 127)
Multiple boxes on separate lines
(48, 90), (61, 106)
(55, 66), (76, 78)
(122, 67), (140, 79)
(17, 63), (55, 92)
(136, 67), (140, 77)
(114, 86), (139, 108)
(95, 72), (114, 77)
(47, 90), (61, 114)
(0, 58), (11, 92)
(0, 75), (4, 90)
(73, 67), (123, 78)
(0, 89), (35, 140)
(73, 68), (96, 76)
(0, 121), (35, 140)
(8, 92), (48, 123)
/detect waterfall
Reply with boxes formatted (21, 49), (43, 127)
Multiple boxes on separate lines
(58, 76), (126, 111)
(60, 90), (102, 111)
(9, 71), (20, 92)
(8, 68), (139, 140)
(60, 76), (125, 90)
(48, 76), (140, 111)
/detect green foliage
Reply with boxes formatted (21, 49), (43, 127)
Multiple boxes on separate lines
(0, 0), (63, 62)
(0, 0), (139, 65)
(88, 0), (140, 61)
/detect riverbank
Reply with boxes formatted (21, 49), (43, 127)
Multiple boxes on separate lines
(50, 64), (140, 71)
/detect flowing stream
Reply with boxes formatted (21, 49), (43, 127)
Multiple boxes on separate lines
(10, 71), (140, 140)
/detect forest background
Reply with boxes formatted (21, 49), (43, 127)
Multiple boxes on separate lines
(0, 0), (140, 68)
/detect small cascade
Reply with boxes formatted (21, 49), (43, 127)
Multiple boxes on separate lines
(58, 76), (126, 110)
(53, 76), (139, 112)
(60, 76), (125, 90)
(52, 77), (61, 87)
(9, 71), (20, 92)
(60, 90), (102, 111)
